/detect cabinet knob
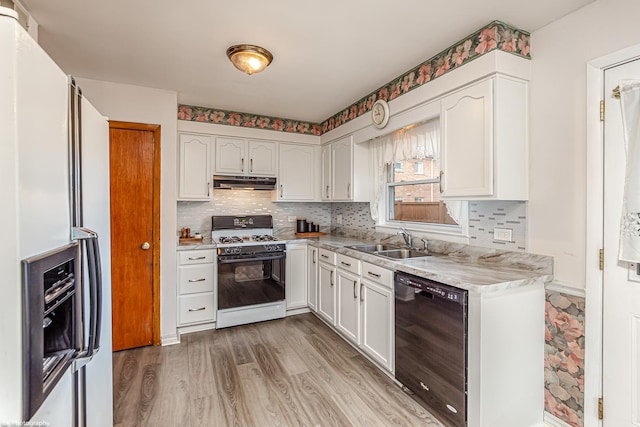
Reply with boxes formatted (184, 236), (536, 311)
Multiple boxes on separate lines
(141, 242), (150, 250)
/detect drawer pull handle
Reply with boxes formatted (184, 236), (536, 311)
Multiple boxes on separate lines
(188, 278), (206, 282)
(188, 256), (206, 260)
(188, 307), (206, 312)
(321, 254), (329, 259)
(367, 271), (381, 278)
(341, 261), (351, 267)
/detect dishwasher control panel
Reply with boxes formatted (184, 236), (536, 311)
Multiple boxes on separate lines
(395, 272), (466, 305)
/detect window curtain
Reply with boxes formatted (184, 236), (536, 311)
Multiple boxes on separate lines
(369, 119), (462, 223)
(619, 80), (640, 262)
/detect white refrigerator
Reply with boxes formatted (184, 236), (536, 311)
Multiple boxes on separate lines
(0, 7), (113, 427)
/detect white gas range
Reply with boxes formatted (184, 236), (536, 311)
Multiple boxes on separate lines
(212, 215), (287, 329)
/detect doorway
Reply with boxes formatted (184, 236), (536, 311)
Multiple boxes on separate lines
(601, 59), (640, 426)
(109, 121), (161, 351)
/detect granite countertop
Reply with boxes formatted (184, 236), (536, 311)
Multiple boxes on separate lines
(277, 233), (553, 294)
(177, 232), (553, 293)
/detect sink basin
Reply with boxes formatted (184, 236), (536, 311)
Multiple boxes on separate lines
(347, 244), (401, 252)
(374, 249), (430, 259)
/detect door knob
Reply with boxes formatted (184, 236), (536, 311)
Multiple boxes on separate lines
(141, 242), (150, 250)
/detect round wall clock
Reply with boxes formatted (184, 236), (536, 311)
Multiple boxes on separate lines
(371, 99), (390, 129)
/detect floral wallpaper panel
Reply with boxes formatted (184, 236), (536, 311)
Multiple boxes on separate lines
(178, 20), (530, 135)
(544, 290), (585, 427)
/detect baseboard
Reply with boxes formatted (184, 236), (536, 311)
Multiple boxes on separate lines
(161, 333), (180, 346)
(177, 322), (216, 337)
(544, 411), (572, 427)
(286, 306), (311, 316)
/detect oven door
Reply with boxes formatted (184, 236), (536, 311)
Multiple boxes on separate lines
(217, 253), (286, 310)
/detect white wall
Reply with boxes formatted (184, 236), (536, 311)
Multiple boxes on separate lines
(76, 78), (179, 342)
(529, 0), (640, 288)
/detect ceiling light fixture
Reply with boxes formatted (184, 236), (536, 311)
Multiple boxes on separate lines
(226, 44), (273, 75)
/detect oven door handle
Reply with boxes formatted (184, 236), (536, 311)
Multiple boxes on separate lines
(218, 254), (286, 264)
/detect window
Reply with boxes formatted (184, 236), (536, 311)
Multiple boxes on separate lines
(414, 162), (424, 175)
(387, 157), (457, 225)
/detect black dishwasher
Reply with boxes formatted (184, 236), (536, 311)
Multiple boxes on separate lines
(394, 271), (468, 427)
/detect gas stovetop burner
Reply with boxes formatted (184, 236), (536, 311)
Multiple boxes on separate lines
(252, 234), (277, 242)
(218, 236), (243, 244)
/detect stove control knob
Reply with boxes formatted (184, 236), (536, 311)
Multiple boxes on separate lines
(224, 248), (231, 254)
(267, 245), (273, 252)
(234, 247), (241, 254)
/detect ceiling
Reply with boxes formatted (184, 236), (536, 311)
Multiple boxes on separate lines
(21, 0), (593, 123)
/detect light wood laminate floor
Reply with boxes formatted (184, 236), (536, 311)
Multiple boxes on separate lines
(113, 313), (444, 427)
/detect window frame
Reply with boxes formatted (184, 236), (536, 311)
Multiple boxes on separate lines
(377, 161), (469, 239)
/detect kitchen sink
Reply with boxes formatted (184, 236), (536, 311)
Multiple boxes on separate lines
(347, 244), (430, 259)
(374, 249), (430, 259)
(347, 244), (401, 252)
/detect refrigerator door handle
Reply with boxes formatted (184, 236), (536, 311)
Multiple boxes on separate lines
(72, 227), (102, 359)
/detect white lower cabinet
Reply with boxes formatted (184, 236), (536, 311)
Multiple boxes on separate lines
(285, 243), (307, 310)
(361, 278), (393, 372)
(318, 257), (336, 324)
(336, 267), (360, 344)
(311, 247), (394, 373)
(177, 249), (216, 326)
(307, 246), (318, 312)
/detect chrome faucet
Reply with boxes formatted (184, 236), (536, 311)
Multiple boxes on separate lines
(398, 228), (412, 248)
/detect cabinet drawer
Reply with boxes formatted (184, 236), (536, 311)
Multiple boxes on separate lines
(337, 254), (360, 275)
(318, 248), (336, 265)
(361, 262), (393, 288)
(178, 264), (214, 295)
(178, 292), (215, 325)
(178, 250), (215, 265)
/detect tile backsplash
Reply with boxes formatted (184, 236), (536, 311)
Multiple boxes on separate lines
(177, 194), (527, 251)
(177, 190), (332, 236)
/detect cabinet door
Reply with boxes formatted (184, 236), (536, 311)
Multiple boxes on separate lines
(307, 247), (318, 312)
(361, 279), (393, 372)
(178, 133), (211, 200)
(278, 144), (315, 200)
(336, 269), (360, 344)
(215, 136), (246, 175)
(440, 79), (493, 197)
(248, 140), (276, 176)
(331, 136), (353, 200)
(285, 243), (307, 310)
(318, 262), (336, 324)
(320, 144), (332, 201)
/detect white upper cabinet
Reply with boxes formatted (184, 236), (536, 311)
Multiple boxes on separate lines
(321, 144), (332, 201)
(440, 76), (528, 200)
(321, 135), (370, 202)
(248, 140), (277, 176)
(277, 143), (318, 201)
(214, 136), (276, 176)
(178, 132), (212, 201)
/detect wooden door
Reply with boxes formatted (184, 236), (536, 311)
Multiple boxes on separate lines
(109, 121), (161, 351)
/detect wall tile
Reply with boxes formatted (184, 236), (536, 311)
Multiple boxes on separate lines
(177, 190), (331, 236)
(468, 201), (527, 251)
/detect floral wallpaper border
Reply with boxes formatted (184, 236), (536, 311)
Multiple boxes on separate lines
(545, 290), (585, 427)
(177, 20), (530, 135)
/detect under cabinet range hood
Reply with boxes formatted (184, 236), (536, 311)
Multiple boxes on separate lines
(213, 175), (277, 190)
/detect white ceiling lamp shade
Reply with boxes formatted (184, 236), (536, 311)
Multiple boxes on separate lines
(226, 44), (273, 75)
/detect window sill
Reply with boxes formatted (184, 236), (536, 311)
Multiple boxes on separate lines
(376, 222), (471, 245)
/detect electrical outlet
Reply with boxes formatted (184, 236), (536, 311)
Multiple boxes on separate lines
(336, 214), (343, 225)
(493, 228), (512, 242)
(287, 216), (296, 223)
